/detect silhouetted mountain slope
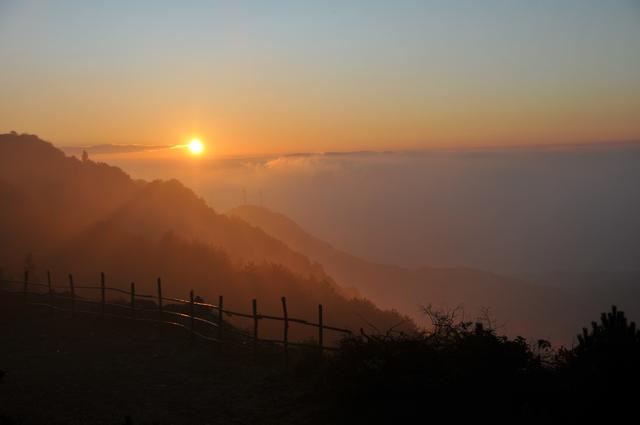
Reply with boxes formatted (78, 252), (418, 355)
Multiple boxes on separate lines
(0, 134), (322, 278)
(228, 205), (640, 344)
(0, 133), (412, 338)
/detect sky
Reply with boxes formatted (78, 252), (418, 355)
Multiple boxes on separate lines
(1, 0), (639, 155)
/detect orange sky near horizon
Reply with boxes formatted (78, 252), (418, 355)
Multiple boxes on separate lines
(6, 77), (639, 158)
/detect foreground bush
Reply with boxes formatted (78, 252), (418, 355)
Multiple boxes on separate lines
(309, 306), (639, 424)
(556, 306), (640, 422)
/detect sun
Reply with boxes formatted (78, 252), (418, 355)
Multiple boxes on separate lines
(188, 139), (204, 155)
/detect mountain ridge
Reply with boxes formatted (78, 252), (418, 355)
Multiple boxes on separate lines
(228, 204), (640, 344)
(0, 133), (412, 338)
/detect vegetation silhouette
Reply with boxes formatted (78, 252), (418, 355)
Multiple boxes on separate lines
(556, 305), (640, 422)
(1, 278), (639, 423)
(571, 305), (639, 369)
(304, 305), (639, 424)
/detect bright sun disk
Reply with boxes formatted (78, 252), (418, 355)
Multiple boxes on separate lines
(188, 139), (204, 155)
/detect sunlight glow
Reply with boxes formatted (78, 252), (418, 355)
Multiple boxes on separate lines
(188, 139), (204, 155)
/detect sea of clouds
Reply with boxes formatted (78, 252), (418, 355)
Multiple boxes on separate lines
(66, 142), (640, 276)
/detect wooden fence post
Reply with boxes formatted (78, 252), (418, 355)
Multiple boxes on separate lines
(23, 270), (28, 304)
(281, 296), (289, 361)
(189, 290), (195, 345)
(217, 295), (224, 341)
(47, 270), (53, 315)
(130, 282), (136, 319)
(157, 278), (163, 329)
(252, 298), (259, 356)
(100, 272), (106, 318)
(68, 274), (75, 318)
(318, 304), (324, 351)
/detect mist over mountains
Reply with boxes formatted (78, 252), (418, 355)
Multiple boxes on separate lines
(229, 204), (640, 344)
(9, 133), (634, 344)
(0, 133), (411, 340)
(83, 141), (640, 276)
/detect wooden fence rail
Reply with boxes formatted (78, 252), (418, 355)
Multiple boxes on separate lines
(1, 271), (352, 354)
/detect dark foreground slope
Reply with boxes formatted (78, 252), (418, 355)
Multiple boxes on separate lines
(0, 133), (412, 339)
(0, 293), (320, 425)
(2, 293), (638, 425)
(229, 205), (640, 344)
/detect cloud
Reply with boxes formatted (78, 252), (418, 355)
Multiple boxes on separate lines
(264, 154), (335, 173)
(61, 144), (173, 157)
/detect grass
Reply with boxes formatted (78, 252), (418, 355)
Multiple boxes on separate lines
(0, 292), (324, 425)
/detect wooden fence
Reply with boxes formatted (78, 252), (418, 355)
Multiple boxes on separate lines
(0, 270), (352, 355)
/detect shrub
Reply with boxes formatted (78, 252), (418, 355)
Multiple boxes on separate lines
(313, 307), (549, 423)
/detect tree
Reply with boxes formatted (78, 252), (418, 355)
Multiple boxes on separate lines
(556, 306), (640, 421)
(564, 305), (640, 377)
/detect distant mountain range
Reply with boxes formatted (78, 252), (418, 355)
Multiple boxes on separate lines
(229, 205), (640, 344)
